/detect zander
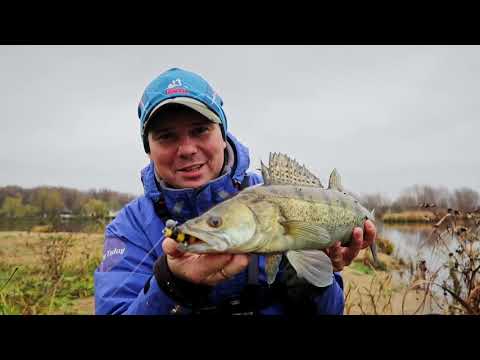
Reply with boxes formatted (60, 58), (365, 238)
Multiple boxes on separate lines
(164, 153), (377, 288)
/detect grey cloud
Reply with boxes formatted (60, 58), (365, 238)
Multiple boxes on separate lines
(1, 45), (479, 199)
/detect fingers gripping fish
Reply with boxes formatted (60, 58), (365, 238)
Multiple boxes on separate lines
(163, 153), (377, 288)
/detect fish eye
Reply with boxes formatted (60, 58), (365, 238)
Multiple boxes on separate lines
(207, 216), (222, 228)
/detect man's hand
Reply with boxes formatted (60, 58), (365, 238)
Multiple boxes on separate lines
(162, 237), (250, 286)
(324, 220), (377, 272)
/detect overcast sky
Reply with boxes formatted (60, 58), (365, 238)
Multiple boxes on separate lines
(1, 45), (478, 200)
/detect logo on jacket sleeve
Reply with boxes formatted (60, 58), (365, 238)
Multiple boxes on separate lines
(99, 237), (127, 272)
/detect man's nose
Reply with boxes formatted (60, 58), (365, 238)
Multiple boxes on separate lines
(177, 136), (198, 157)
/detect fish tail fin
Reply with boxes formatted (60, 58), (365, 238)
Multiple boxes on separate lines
(370, 241), (379, 266)
(286, 250), (333, 288)
(367, 209), (378, 265)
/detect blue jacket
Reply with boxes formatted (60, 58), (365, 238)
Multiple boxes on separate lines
(94, 133), (345, 315)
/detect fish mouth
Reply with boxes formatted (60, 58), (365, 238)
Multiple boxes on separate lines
(177, 224), (229, 253)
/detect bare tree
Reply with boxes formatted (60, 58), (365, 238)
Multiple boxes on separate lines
(359, 193), (391, 217)
(451, 187), (480, 212)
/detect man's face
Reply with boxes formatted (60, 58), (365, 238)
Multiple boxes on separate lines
(147, 111), (226, 189)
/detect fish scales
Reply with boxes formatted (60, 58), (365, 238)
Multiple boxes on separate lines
(249, 185), (364, 245)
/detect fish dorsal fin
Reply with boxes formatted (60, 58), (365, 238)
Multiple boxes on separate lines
(260, 160), (272, 186)
(264, 152), (323, 187)
(327, 168), (344, 192)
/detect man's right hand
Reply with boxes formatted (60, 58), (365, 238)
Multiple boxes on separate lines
(162, 237), (250, 286)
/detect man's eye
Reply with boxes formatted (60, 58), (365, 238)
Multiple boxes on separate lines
(191, 126), (209, 136)
(155, 133), (174, 141)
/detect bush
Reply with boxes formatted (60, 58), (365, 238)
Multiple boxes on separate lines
(31, 224), (54, 233)
(376, 236), (395, 255)
(382, 210), (436, 223)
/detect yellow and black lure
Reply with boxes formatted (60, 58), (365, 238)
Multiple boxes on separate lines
(162, 219), (197, 244)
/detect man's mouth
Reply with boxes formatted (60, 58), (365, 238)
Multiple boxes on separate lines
(177, 163), (205, 173)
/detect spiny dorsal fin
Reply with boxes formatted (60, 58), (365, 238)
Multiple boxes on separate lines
(327, 168), (344, 191)
(260, 160), (272, 186)
(263, 152), (323, 187)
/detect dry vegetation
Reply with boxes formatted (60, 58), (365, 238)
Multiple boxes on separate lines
(382, 210), (437, 223)
(345, 213), (480, 315)
(343, 244), (427, 315)
(0, 231), (103, 314)
(399, 214), (480, 315)
(2, 215), (478, 315)
(2, 231), (412, 315)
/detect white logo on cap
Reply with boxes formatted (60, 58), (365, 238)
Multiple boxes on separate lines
(167, 79), (183, 89)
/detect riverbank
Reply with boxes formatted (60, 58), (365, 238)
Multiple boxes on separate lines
(0, 231), (103, 314)
(1, 231), (426, 315)
(343, 249), (430, 314)
(382, 209), (480, 224)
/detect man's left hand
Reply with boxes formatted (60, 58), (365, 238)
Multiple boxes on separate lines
(324, 220), (377, 272)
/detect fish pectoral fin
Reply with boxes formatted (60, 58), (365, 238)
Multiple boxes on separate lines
(265, 254), (283, 285)
(286, 250), (333, 288)
(281, 221), (333, 247)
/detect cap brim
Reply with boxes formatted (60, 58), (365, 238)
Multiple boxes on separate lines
(146, 97), (221, 126)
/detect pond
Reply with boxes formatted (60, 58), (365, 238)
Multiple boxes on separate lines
(378, 220), (478, 270)
(378, 220), (479, 313)
(379, 222), (451, 270)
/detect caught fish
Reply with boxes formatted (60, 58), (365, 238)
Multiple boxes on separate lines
(164, 153), (377, 288)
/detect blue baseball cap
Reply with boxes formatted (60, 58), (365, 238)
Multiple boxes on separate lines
(138, 68), (228, 152)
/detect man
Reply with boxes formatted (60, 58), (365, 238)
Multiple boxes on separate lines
(94, 67), (376, 315)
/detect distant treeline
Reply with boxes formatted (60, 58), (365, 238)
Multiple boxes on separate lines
(2, 184), (479, 221)
(0, 185), (136, 218)
(359, 185), (480, 218)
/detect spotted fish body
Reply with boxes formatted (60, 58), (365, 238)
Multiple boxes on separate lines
(175, 153), (376, 288)
(243, 184), (372, 252)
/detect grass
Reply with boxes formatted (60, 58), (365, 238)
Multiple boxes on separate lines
(376, 236), (395, 255)
(404, 221), (480, 315)
(2, 230), (406, 315)
(345, 272), (394, 315)
(388, 213), (480, 315)
(382, 210), (437, 223)
(0, 231), (103, 315)
(350, 261), (374, 275)
(342, 243), (435, 314)
(4, 227), (470, 315)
